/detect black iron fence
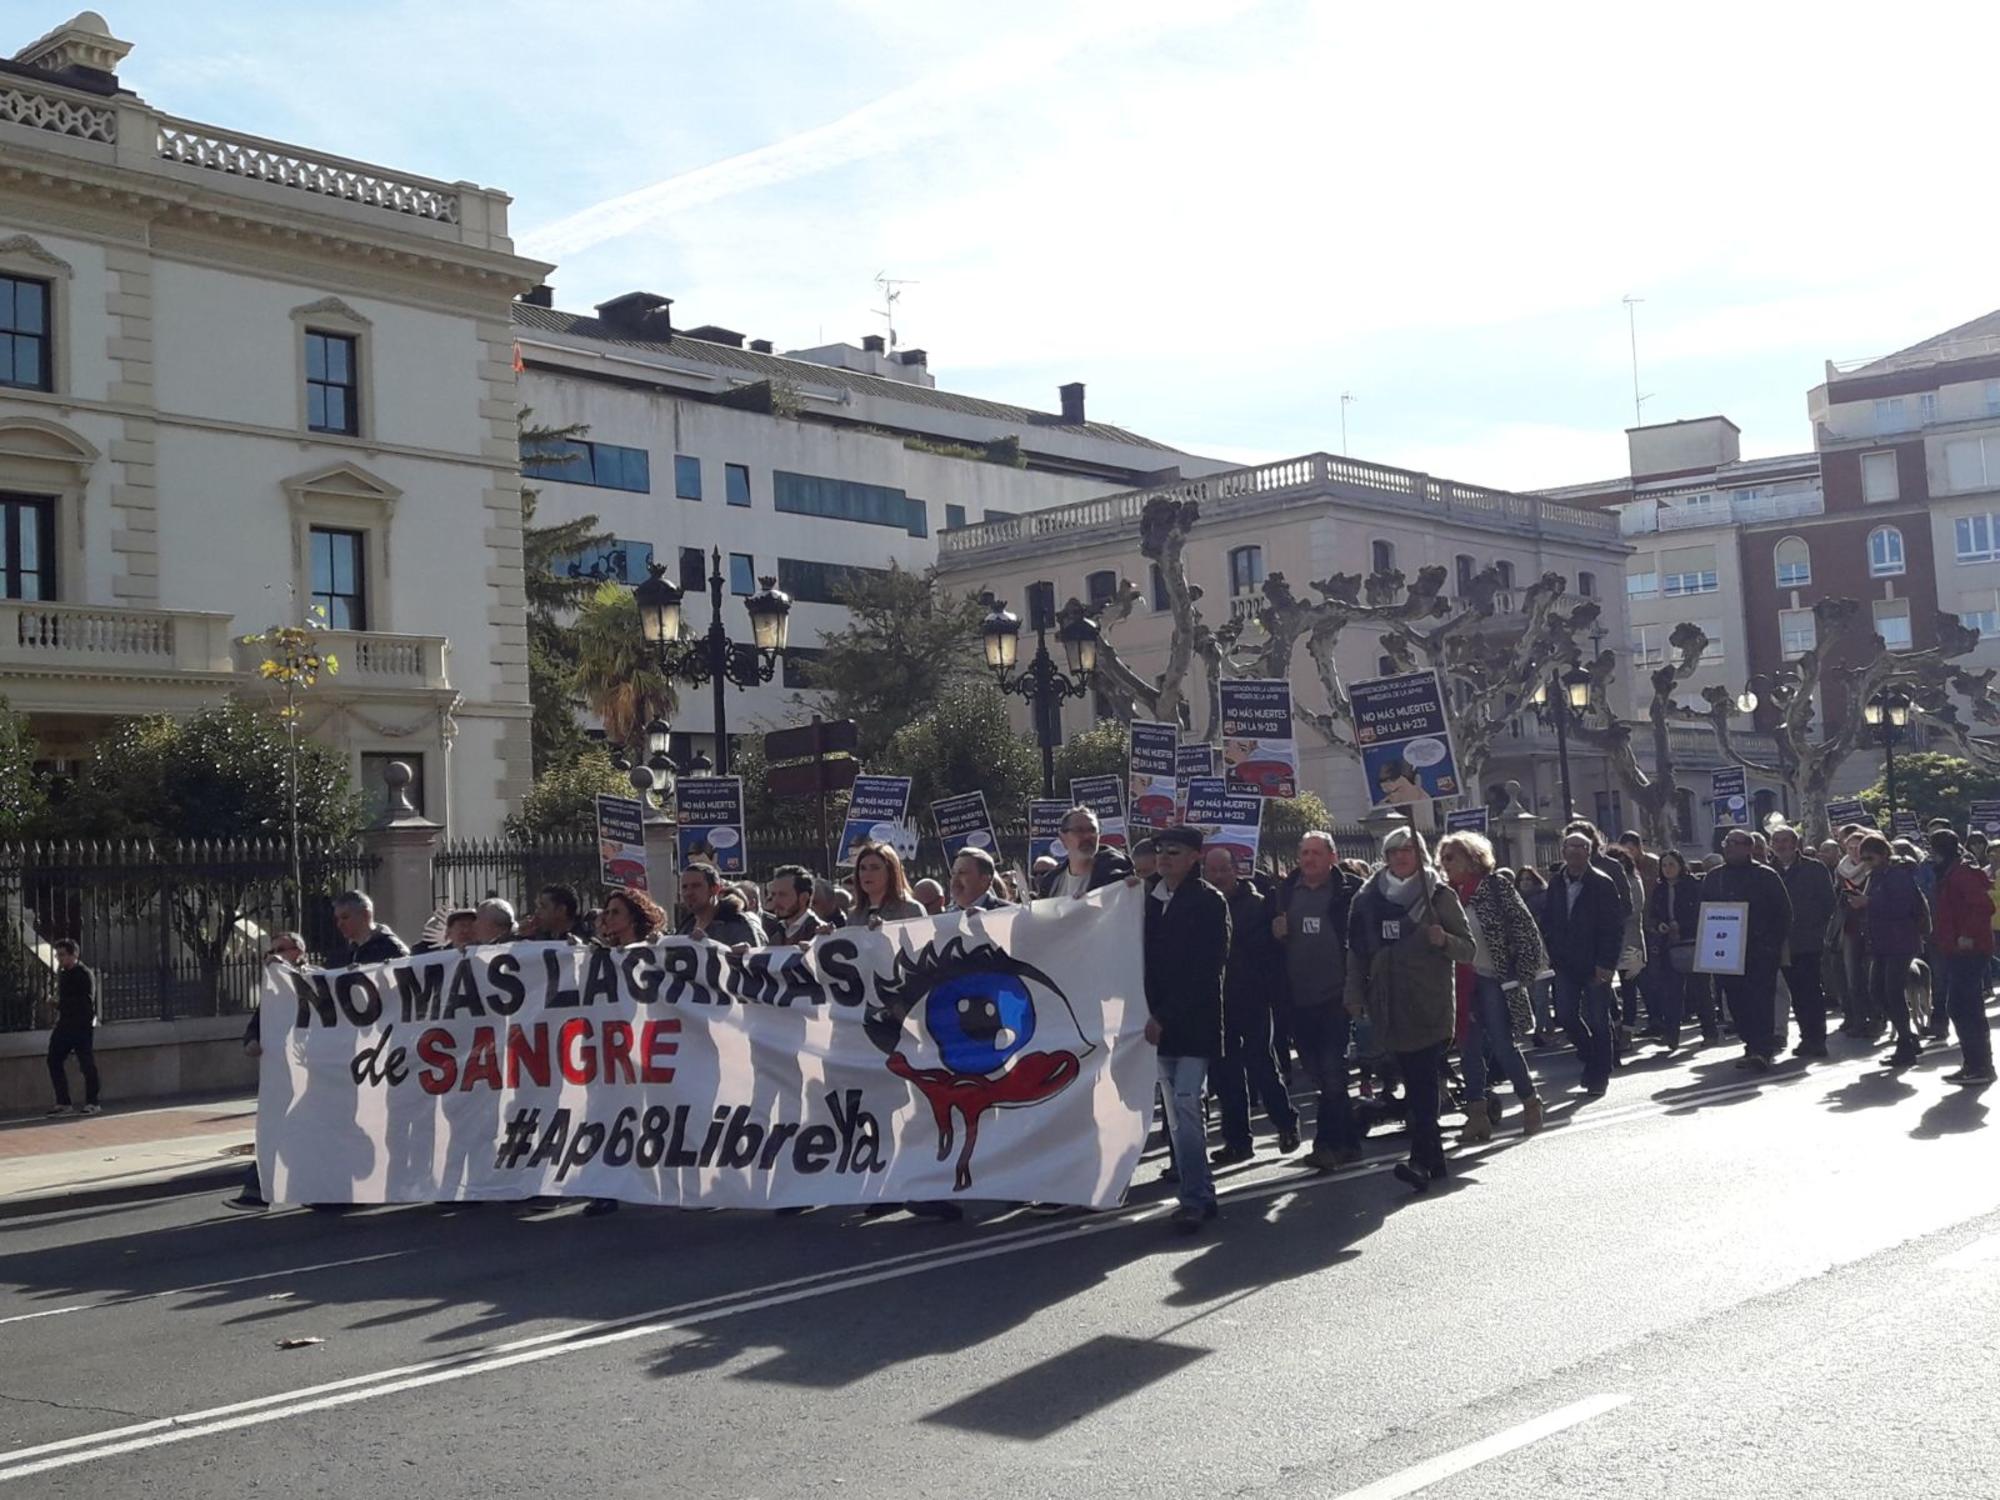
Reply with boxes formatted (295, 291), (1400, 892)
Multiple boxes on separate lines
(0, 839), (376, 1032)
(431, 835), (607, 920)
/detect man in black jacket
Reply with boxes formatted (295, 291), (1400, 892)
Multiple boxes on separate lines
(1539, 832), (1625, 1096)
(1771, 825), (1835, 1059)
(1704, 828), (1795, 1072)
(1272, 832), (1363, 1168)
(1036, 807), (1134, 899)
(45, 940), (101, 1116)
(1144, 827), (1229, 1232)
(1202, 846), (1301, 1165)
(326, 891), (410, 968)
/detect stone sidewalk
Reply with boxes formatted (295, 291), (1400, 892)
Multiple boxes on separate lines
(0, 1094), (255, 1210)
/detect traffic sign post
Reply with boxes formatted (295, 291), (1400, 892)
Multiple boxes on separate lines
(763, 716), (859, 875)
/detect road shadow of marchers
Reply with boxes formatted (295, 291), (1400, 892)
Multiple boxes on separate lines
(1911, 1087), (1990, 1139)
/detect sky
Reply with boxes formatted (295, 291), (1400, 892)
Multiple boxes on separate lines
(94, 0), (2000, 490)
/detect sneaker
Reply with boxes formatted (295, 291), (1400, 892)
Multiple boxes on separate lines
(1952, 1069), (1997, 1086)
(76, 1103), (102, 1116)
(43, 1105), (71, 1117)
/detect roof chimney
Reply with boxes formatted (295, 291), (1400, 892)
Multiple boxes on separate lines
(683, 325), (745, 349)
(518, 284), (554, 308)
(861, 335), (886, 354)
(593, 291), (674, 341)
(749, 338), (773, 354)
(1059, 382), (1086, 424)
(898, 349), (928, 367)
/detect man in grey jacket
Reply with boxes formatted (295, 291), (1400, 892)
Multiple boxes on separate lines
(1771, 825), (1835, 1059)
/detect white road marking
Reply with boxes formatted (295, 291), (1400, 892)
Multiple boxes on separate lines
(1329, 1393), (1632, 1500)
(0, 1252), (413, 1328)
(1933, 1231), (2000, 1271)
(0, 1069), (1780, 1483)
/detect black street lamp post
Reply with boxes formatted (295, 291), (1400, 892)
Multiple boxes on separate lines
(632, 550), (791, 777)
(1531, 666), (1593, 818)
(980, 593), (1099, 798)
(1863, 689), (1912, 827)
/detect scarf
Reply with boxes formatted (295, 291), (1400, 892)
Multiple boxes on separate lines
(1376, 867), (1422, 907)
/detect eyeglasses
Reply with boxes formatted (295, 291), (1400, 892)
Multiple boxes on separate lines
(1060, 824), (1093, 835)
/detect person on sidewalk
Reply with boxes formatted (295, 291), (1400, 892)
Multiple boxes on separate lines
(1849, 833), (1930, 1069)
(1439, 831), (1546, 1142)
(1770, 826), (1836, 1059)
(1703, 829), (1794, 1072)
(1347, 827), (1474, 1193)
(1927, 830), (1996, 1085)
(326, 891), (409, 968)
(1272, 831), (1364, 1171)
(1537, 832), (1625, 1097)
(1203, 845), (1301, 1166)
(45, 940), (101, 1117)
(1143, 827), (1229, 1233)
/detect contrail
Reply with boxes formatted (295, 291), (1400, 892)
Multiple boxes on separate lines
(519, 0), (1255, 261)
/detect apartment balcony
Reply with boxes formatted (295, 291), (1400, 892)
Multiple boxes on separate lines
(0, 601), (237, 678)
(233, 630), (451, 693)
(1621, 488), (1824, 535)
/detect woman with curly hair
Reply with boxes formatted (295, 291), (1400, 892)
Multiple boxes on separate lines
(596, 885), (666, 946)
(1438, 830), (1547, 1142)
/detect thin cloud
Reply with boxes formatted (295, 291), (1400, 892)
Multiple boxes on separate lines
(520, 0), (1254, 260)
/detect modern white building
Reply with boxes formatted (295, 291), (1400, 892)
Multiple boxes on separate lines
(513, 294), (1227, 762)
(0, 11), (547, 832)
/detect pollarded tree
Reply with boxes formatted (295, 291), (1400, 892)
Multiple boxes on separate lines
(1561, 617), (1710, 847)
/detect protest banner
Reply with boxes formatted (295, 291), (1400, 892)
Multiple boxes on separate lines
(1175, 742), (1218, 821)
(1183, 776), (1263, 872)
(1693, 901), (1748, 976)
(594, 793), (649, 891)
(1711, 766), (1749, 827)
(676, 777), (746, 875)
(1028, 799), (1070, 866)
(1127, 721), (1179, 833)
(1351, 670), (1461, 806)
(1068, 773), (1128, 849)
(1444, 806), (1490, 835)
(1971, 799), (2000, 835)
(254, 886), (1154, 1210)
(1823, 797), (1866, 829)
(932, 790), (996, 862)
(838, 775), (916, 865)
(1219, 679), (1298, 799)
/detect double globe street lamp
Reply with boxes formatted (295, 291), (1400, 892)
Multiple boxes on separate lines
(1863, 689), (1913, 827)
(631, 549), (792, 777)
(980, 594), (1100, 797)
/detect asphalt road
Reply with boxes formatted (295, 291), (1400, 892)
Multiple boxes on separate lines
(5, 1025), (2000, 1499)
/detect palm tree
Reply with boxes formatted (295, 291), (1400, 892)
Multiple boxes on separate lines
(573, 580), (676, 751)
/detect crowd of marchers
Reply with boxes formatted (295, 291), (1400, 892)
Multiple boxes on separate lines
(39, 802), (1996, 1236)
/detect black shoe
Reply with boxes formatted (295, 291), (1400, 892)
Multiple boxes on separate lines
(907, 1201), (964, 1222)
(1170, 1202), (1216, 1234)
(1210, 1144), (1254, 1166)
(1794, 1042), (1829, 1059)
(1392, 1162), (1430, 1194)
(1953, 1069), (1997, 1086)
(1158, 1166), (1180, 1185)
(582, 1197), (620, 1217)
(1701, 1027), (1721, 1044)
(1485, 1096), (1505, 1127)
(1881, 1044), (1921, 1070)
(1583, 1082), (1608, 1098)
(1276, 1123), (1301, 1154)
(1428, 1161), (1448, 1181)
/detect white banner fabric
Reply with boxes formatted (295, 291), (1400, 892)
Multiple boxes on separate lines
(257, 886), (1152, 1210)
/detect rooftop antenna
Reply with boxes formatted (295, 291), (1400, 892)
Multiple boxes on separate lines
(1622, 294), (1650, 426)
(874, 271), (919, 350)
(1340, 391), (1357, 455)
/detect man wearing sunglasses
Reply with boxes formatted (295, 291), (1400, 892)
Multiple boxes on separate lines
(1035, 806), (1133, 899)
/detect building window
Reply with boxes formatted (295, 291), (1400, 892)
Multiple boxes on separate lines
(1874, 397), (1908, 433)
(1627, 569), (1658, 601)
(559, 538), (655, 585)
(1861, 450), (1900, 503)
(0, 275), (52, 393)
(776, 556), (889, 605)
(1987, 380), (2000, 418)
(675, 455), (702, 501)
(679, 546), (705, 591)
(309, 526), (367, 629)
(1774, 536), (1811, 588)
(1228, 545), (1265, 597)
(0, 495), (54, 600)
(1630, 626), (1665, 666)
(1662, 569), (1717, 597)
(725, 463), (752, 508)
(1779, 607), (1816, 659)
(305, 331), (359, 435)
(1085, 569), (1117, 607)
(1493, 560), (1515, 590)
(1699, 631), (1724, 664)
(944, 503), (967, 530)
(521, 438), (650, 493)
(781, 644), (824, 690)
(773, 471), (925, 537)
(1371, 539), (1395, 575)
(1945, 436), (2000, 493)
(1149, 562), (1170, 610)
(728, 552), (755, 596)
(361, 752), (424, 821)
(1868, 525), (1905, 578)
(1577, 570), (1597, 598)
(1956, 513), (1997, 564)
(1454, 553), (1476, 593)
(1961, 605), (2000, 640)
(1873, 597), (1912, 651)
(1920, 391), (1941, 426)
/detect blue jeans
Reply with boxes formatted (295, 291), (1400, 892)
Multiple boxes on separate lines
(1157, 1054), (1215, 1211)
(1645, 953), (1688, 1045)
(1463, 975), (1536, 1102)
(1553, 972), (1615, 1092)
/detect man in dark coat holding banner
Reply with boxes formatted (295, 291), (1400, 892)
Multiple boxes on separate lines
(1143, 827), (1229, 1233)
(1703, 828), (1794, 1073)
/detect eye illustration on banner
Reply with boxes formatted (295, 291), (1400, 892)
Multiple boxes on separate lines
(864, 937), (1092, 1191)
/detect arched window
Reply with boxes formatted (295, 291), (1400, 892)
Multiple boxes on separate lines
(1371, 539), (1395, 575)
(1868, 526), (1905, 578)
(1085, 569), (1116, 607)
(1774, 535), (1811, 588)
(1227, 545), (1265, 596)
(1577, 570), (1597, 598)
